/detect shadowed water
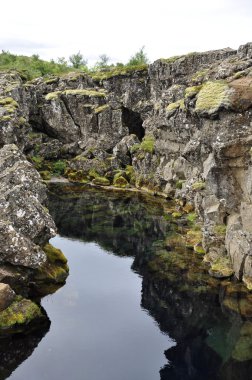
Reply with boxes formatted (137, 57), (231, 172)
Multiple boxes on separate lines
(4, 183), (252, 379)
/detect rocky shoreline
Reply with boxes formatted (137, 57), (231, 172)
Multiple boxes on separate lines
(1, 42), (252, 330)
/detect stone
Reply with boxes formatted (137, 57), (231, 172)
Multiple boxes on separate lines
(0, 283), (15, 312)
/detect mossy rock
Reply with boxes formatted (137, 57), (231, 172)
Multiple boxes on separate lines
(113, 176), (129, 188)
(92, 177), (110, 186)
(35, 243), (69, 284)
(195, 81), (232, 117)
(166, 99), (185, 116)
(192, 181), (205, 191)
(39, 170), (51, 180)
(185, 85), (202, 99)
(43, 243), (67, 265)
(209, 257), (234, 278)
(0, 296), (43, 330)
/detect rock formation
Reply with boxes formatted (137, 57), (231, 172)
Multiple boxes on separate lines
(1, 42), (252, 292)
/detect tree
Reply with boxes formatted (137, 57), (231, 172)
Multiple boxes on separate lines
(69, 51), (87, 69)
(127, 46), (149, 66)
(57, 57), (68, 66)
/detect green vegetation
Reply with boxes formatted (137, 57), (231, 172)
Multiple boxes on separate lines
(0, 296), (42, 329)
(214, 224), (227, 235)
(195, 81), (231, 116)
(127, 46), (149, 66)
(94, 104), (109, 114)
(92, 176), (110, 186)
(131, 135), (155, 155)
(0, 50), (71, 80)
(185, 85), (202, 99)
(113, 175), (129, 188)
(52, 160), (67, 176)
(91, 64), (148, 81)
(192, 181), (206, 191)
(43, 243), (68, 265)
(45, 89), (106, 101)
(166, 99), (185, 115)
(69, 51), (88, 69)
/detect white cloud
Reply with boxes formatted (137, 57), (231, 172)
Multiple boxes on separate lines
(0, 0), (251, 65)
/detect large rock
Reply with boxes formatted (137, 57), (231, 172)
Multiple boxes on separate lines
(0, 144), (56, 268)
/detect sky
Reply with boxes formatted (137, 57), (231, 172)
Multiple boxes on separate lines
(0, 0), (251, 66)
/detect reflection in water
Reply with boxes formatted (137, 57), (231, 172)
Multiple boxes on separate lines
(3, 183), (252, 380)
(47, 184), (252, 380)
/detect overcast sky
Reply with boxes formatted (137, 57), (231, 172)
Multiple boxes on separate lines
(0, 0), (251, 66)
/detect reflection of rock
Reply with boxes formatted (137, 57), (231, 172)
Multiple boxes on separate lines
(0, 317), (50, 380)
(0, 283), (15, 312)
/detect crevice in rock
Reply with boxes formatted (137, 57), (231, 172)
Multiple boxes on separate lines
(61, 96), (82, 136)
(122, 107), (145, 141)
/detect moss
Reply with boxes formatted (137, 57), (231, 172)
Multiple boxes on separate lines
(232, 322), (252, 361)
(130, 143), (141, 153)
(192, 181), (205, 191)
(160, 55), (184, 64)
(91, 64), (148, 81)
(187, 212), (197, 222)
(140, 135), (155, 154)
(39, 170), (51, 180)
(243, 277), (252, 291)
(195, 81), (231, 116)
(194, 244), (205, 254)
(186, 229), (202, 248)
(52, 160), (66, 176)
(18, 116), (26, 125)
(43, 243), (68, 265)
(185, 85), (202, 99)
(30, 155), (44, 170)
(172, 212), (182, 218)
(94, 105), (109, 114)
(166, 99), (184, 114)
(64, 89), (106, 97)
(92, 176), (110, 186)
(0, 296), (42, 329)
(0, 97), (19, 108)
(45, 91), (61, 101)
(0, 115), (12, 122)
(125, 165), (136, 184)
(113, 175), (129, 188)
(191, 69), (209, 83)
(214, 224), (227, 235)
(175, 180), (185, 189)
(210, 257), (234, 278)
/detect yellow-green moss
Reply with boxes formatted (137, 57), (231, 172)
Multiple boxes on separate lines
(113, 175), (129, 188)
(194, 244), (205, 254)
(91, 64), (148, 81)
(192, 181), (205, 190)
(195, 81), (231, 116)
(210, 257), (234, 278)
(45, 91), (62, 101)
(94, 104), (109, 114)
(92, 176), (110, 186)
(172, 212), (182, 218)
(214, 224), (227, 235)
(0, 296), (42, 329)
(166, 99), (185, 113)
(0, 115), (12, 122)
(64, 89), (106, 97)
(140, 135), (155, 154)
(243, 277), (252, 291)
(0, 97), (19, 108)
(185, 85), (202, 99)
(39, 171), (51, 180)
(43, 243), (67, 265)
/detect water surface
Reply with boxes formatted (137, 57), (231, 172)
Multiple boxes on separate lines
(5, 184), (252, 380)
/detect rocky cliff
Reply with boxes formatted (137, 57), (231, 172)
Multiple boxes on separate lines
(1, 42), (252, 289)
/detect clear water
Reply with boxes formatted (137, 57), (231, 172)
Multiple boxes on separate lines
(3, 184), (252, 380)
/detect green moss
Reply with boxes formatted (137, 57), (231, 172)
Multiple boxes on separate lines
(185, 85), (202, 99)
(91, 64), (148, 81)
(64, 89), (106, 97)
(130, 143), (141, 153)
(210, 257), (234, 278)
(187, 212), (197, 222)
(0, 296), (42, 329)
(45, 91), (61, 101)
(160, 55), (184, 64)
(194, 244), (205, 254)
(30, 155), (44, 169)
(39, 170), (51, 180)
(43, 243), (67, 265)
(0, 115), (12, 122)
(195, 81), (231, 116)
(18, 116), (26, 125)
(140, 135), (155, 154)
(191, 69), (210, 83)
(172, 212), (182, 218)
(0, 97), (19, 108)
(192, 181), (205, 191)
(92, 176), (110, 186)
(214, 224), (227, 235)
(113, 175), (129, 188)
(94, 104), (109, 114)
(166, 99), (185, 114)
(176, 180), (185, 189)
(52, 160), (66, 176)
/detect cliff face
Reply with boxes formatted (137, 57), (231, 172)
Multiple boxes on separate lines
(1, 42), (252, 288)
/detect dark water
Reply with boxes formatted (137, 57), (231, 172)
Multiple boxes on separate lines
(4, 184), (252, 380)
